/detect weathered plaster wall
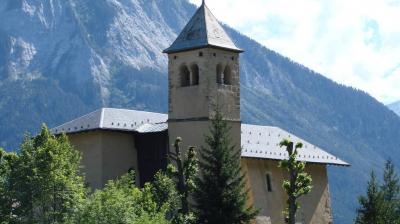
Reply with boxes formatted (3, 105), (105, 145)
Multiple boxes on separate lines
(68, 130), (138, 189)
(168, 120), (241, 156)
(242, 158), (333, 224)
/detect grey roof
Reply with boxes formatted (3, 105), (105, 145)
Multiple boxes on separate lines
(163, 2), (242, 53)
(52, 108), (168, 134)
(52, 108), (349, 166)
(241, 124), (349, 166)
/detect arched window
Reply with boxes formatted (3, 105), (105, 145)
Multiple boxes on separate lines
(216, 63), (224, 84)
(223, 65), (232, 85)
(266, 173), (273, 192)
(179, 64), (190, 87)
(191, 64), (199, 85)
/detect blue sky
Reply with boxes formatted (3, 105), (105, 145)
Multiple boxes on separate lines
(190, 0), (400, 104)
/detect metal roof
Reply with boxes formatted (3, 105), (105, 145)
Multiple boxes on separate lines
(241, 124), (349, 166)
(163, 2), (242, 53)
(52, 108), (348, 166)
(52, 108), (168, 134)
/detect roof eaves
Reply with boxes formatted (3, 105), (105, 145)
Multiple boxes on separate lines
(163, 44), (244, 54)
(241, 155), (351, 167)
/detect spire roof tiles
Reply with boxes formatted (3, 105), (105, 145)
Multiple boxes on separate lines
(163, 2), (242, 53)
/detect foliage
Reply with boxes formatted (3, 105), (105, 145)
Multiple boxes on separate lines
(355, 172), (385, 224)
(68, 172), (170, 224)
(0, 125), (173, 224)
(0, 125), (86, 224)
(151, 170), (181, 222)
(381, 160), (400, 223)
(167, 137), (199, 224)
(355, 160), (400, 224)
(279, 139), (312, 224)
(194, 107), (257, 224)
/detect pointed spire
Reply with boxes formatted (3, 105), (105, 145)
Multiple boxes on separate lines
(202, 0), (205, 6)
(163, 2), (243, 54)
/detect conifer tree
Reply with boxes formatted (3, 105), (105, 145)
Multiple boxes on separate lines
(355, 171), (385, 224)
(381, 160), (400, 223)
(279, 139), (312, 224)
(194, 107), (257, 224)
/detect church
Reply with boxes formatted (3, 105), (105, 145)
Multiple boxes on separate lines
(52, 2), (349, 224)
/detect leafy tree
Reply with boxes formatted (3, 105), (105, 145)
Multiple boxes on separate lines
(0, 148), (15, 223)
(194, 108), (257, 224)
(279, 139), (312, 224)
(69, 171), (170, 224)
(168, 138), (198, 218)
(355, 171), (386, 224)
(151, 170), (181, 221)
(0, 125), (86, 224)
(151, 137), (199, 224)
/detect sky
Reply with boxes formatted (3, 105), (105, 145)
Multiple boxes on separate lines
(190, 0), (400, 104)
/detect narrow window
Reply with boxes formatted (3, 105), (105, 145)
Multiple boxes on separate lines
(191, 64), (199, 85)
(266, 173), (273, 192)
(179, 64), (190, 87)
(216, 63), (223, 84)
(223, 65), (232, 85)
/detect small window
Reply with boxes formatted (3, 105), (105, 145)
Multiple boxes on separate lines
(199, 52), (203, 57)
(266, 173), (273, 192)
(223, 65), (232, 85)
(179, 64), (190, 87)
(191, 64), (199, 85)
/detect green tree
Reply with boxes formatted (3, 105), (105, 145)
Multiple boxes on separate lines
(0, 125), (86, 224)
(355, 171), (385, 224)
(152, 137), (199, 224)
(69, 172), (170, 224)
(168, 138), (198, 219)
(151, 170), (181, 221)
(0, 148), (15, 223)
(194, 108), (257, 224)
(381, 160), (400, 224)
(279, 139), (312, 224)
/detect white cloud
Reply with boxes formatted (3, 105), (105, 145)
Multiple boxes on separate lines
(190, 0), (400, 104)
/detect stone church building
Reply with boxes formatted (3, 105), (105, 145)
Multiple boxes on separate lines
(53, 2), (349, 224)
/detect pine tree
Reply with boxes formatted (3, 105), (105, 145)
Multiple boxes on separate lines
(355, 171), (385, 224)
(381, 160), (400, 223)
(279, 139), (312, 224)
(194, 108), (257, 224)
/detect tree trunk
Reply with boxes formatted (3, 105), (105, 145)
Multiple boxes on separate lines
(174, 142), (189, 214)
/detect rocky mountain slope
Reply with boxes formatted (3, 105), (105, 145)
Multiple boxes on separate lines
(1, 0), (400, 223)
(388, 101), (400, 116)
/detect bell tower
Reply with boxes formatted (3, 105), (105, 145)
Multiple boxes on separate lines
(163, 1), (243, 151)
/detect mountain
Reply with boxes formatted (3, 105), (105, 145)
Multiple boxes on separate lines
(388, 101), (400, 116)
(1, 0), (400, 223)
